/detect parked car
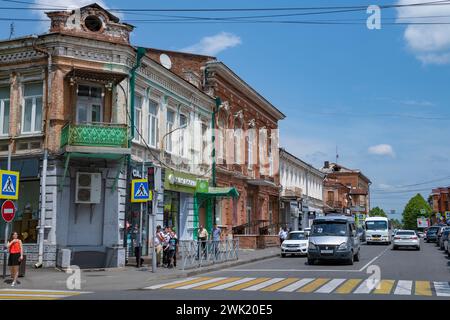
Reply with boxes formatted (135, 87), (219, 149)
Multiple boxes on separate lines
(281, 231), (309, 257)
(437, 226), (450, 247)
(439, 229), (450, 250)
(443, 232), (450, 255)
(426, 226), (440, 243)
(392, 230), (420, 250)
(307, 215), (360, 265)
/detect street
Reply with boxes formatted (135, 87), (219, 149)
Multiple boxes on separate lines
(56, 240), (450, 300)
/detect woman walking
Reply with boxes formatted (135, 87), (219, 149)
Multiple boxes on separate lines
(7, 231), (23, 287)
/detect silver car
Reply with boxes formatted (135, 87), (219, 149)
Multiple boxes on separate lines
(392, 230), (420, 250)
(307, 215), (361, 265)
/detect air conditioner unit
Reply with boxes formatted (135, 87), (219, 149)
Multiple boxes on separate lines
(75, 172), (101, 204)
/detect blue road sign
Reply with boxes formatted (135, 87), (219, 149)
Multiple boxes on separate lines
(131, 179), (151, 203)
(0, 170), (19, 200)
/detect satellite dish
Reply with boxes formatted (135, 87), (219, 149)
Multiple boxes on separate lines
(160, 54), (172, 70)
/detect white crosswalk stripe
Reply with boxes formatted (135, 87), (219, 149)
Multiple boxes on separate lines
(354, 279), (377, 294)
(277, 278), (315, 292)
(176, 277), (227, 289)
(243, 278), (285, 291)
(434, 282), (450, 297)
(394, 280), (413, 295)
(144, 277), (200, 290)
(315, 278), (347, 294)
(209, 278), (256, 290)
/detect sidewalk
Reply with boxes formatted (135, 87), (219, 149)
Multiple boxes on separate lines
(0, 248), (279, 292)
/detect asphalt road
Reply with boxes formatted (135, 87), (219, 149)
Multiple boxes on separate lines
(66, 239), (450, 300)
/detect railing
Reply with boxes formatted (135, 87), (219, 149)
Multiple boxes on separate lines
(232, 220), (270, 235)
(178, 239), (239, 270)
(60, 122), (128, 148)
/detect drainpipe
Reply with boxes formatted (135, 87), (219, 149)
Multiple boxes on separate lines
(129, 47), (146, 144)
(33, 38), (51, 268)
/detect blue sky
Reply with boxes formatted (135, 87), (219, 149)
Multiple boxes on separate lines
(2, 0), (450, 220)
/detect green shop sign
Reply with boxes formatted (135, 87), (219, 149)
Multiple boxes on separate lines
(164, 169), (208, 194)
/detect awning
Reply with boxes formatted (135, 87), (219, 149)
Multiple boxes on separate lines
(195, 187), (239, 199)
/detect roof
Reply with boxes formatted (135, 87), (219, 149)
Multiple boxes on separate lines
(321, 162), (372, 184)
(279, 148), (325, 178)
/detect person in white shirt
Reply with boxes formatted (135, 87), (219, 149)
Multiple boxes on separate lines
(154, 225), (164, 267)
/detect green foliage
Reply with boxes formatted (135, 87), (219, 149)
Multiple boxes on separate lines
(369, 206), (387, 217)
(402, 193), (432, 230)
(390, 218), (403, 229)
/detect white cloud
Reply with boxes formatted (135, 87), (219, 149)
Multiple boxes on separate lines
(397, 0), (450, 65)
(181, 32), (242, 56)
(368, 144), (395, 157)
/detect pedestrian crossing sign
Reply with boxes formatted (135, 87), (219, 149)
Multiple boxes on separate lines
(0, 170), (19, 200)
(131, 179), (151, 203)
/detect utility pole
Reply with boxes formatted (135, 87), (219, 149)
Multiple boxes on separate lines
(2, 142), (11, 278)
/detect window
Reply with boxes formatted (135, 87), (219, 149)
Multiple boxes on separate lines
(217, 116), (226, 161)
(179, 113), (187, 156)
(147, 100), (158, 147)
(247, 129), (254, 169)
(0, 86), (10, 136)
(22, 82), (43, 134)
(76, 84), (102, 124)
(134, 95), (142, 142)
(166, 109), (175, 152)
(201, 122), (208, 165)
(234, 128), (242, 165)
(268, 136), (273, 176)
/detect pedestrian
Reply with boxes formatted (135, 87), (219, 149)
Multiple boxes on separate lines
(162, 226), (171, 267)
(154, 225), (164, 267)
(132, 224), (143, 267)
(278, 227), (284, 245)
(212, 224), (221, 258)
(198, 225), (208, 258)
(167, 229), (178, 269)
(279, 227), (288, 245)
(171, 227), (178, 267)
(7, 231), (23, 287)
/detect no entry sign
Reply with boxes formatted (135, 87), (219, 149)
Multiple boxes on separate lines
(1, 200), (15, 223)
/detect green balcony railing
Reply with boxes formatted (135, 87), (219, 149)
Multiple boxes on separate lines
(60, 122), (128, 148)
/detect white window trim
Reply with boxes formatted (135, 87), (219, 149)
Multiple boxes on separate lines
(147, 99), (159, 148)
(21, 83), (43, 134)
(247, 130), (253, 170)
(178, 113), (188, 158)
(133, 94), (143, 143)
(234, 128), (241, 165)
(0, 97), (9, 136)
(166, 108), (176, 154)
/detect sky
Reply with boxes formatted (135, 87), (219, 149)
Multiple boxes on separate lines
(1, 0), (450, 220)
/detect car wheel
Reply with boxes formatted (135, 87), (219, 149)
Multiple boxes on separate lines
(393, 245), (397, 250)
(281, 253), (286, 258)
(348, 252), (354, 265)
(354, 250), (360, 262)
(426, 239), (429, 243)
(307, 258), (315, 265)
(416, 246), (420, 251)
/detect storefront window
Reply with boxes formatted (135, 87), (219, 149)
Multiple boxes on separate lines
(0, 180), (40, 243)
(164, 191), (179, 231)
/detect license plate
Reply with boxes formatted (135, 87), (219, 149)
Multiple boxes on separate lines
(321, 250), (333, 254)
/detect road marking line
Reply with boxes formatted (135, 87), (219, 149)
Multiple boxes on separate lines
(394, 280), (413, 295)
(261, 278), (299, 292)
(176, 277), (227, 290)
(210, 278), (256, 290)
(278, 278), (315, 292)
(223, 269), (361, 272)
(243, 278), (285, 291)
(0, 290), (82, 296)
(373, 280), (395, 295)
(193, 277), (242, 290)
(358, 246), (391, 272)
(354, 279), (378, 294)
(144, 277), (199, 290)
(314, 279), (346, 294)
(415, 281), (432, 296)
(335, 279), (363, 294)
(160, 277), (212, 289)
(434, 282), (450, 297)
(0, 289), (88, 293)
(227, 278), (271, 291)
(0, 295), (60, 300)
(298, 278), (330, 293)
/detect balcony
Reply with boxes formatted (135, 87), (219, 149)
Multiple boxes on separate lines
(60, 122), (130, 157)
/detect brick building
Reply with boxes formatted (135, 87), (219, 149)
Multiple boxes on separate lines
(320, 162), (371, 225)
(431, 187), (450, 222)
(0, 4), (216, 267)
(146, 49), (285, 248)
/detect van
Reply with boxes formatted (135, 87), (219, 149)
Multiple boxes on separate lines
(307, 215), (361, 265)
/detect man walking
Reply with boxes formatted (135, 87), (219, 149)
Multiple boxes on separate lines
(212, 224), (221, 258)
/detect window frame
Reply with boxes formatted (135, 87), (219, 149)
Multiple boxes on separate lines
(133, 94), (143, 143)
(21, 82), (44, 134)
(0, 86), (10, 136)
(147, 99), (159, 148)
(165, 108), (176, 153)
(178, 112), (188, 157)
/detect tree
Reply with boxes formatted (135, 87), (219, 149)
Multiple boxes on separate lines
(402, 193), (432, 230)
(390, 218), (402, 229)
(368, 206), (387, 217)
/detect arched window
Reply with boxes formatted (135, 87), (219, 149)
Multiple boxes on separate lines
(234, 117), (243, 165)
(217, 114), (227, 162)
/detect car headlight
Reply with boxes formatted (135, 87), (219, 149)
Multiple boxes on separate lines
(338, 242), (349, 250)
(300, 243), (307, 247)
(308, 242), (316, 250)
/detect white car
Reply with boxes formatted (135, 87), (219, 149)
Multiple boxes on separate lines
(392, 230), (420, 250)
(281, 231), (309, 257)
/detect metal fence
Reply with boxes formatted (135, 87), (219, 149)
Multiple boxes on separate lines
(178, 239), (239, 270)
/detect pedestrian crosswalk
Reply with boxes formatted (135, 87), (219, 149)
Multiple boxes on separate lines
(0, 289), (90, 300)
(144, 276), (450, 297)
